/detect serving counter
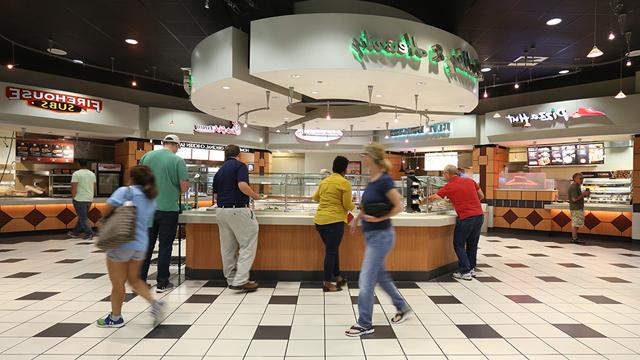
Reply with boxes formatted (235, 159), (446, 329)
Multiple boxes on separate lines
(179, 209), (458, 281)
(0, 197), (109, 234)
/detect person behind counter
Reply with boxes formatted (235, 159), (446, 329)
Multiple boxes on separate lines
(213, 144), (261, 292)
(139, 134), (189, 293)
(568, 172), (590, 245)
(97, 166), (166, 328)
(424, 164), (484, 281)
(346, 143), (411, 337)
(313, 156), (355, 292)
(68, 159), (96, 240)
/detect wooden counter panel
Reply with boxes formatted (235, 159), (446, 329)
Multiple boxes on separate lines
(186, 223), (456, 273)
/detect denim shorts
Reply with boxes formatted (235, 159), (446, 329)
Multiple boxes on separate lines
(107, 248), (146, 262)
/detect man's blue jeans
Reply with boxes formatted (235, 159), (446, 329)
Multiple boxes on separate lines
(453, 214), (484, 274)
(357, 227), (409, 329)
(71, 200), (93, 237)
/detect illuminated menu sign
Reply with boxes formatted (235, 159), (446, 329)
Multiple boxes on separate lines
(5, 86), (102, 113)
(16, 140), (74, 163)
(390, 122), (451, 138)
(527, 143), (604, 166)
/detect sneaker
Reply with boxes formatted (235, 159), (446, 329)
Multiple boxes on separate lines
(229, 281), (259, 292)
(453, 272), (473, 281)
(83, 234), (94, 240)
(156, 282), (175, 293)
(96, 313), (124, 328)
(571, 238), (586, 245)
(67, 231), (80, 238)
(470, 269), (477, 277)
(150, 300), (167, 327)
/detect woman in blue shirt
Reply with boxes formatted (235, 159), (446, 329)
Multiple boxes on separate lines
(97, 166), (166, 328)
(345, 143), (411, 337)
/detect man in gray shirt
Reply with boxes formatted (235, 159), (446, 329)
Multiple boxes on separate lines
(568, 173), (590, 244)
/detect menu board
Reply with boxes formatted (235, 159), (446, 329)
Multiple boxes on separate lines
(528, 143), (604, 166)
(16, 140), (74, 163)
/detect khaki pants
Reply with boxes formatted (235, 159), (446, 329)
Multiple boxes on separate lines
(216, 208), (259, 286)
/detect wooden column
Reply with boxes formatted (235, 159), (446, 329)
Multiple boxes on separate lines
(633, 135), (640, 241)
(472, 145), (507, 203)
(115, 139), (153, 185)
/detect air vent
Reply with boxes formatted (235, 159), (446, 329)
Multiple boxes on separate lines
(507, 56), (548, 67)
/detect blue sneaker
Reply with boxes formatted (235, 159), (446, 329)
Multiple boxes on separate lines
(96, 313), (124, 328)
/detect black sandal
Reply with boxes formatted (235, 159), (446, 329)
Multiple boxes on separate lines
(391, 310), (411, 324)
(336, 276), (348, 287)
(345, 325), (374, 337)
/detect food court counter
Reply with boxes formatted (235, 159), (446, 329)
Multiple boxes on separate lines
(0, 197), (109, 234)
(179, 209), (459, 281)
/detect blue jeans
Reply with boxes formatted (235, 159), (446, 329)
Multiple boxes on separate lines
(453, 214), (484, 274)
(72, 200), (93, 237)
(141, 210), (179, 285)
(357, 227), (409, 329)
(315, 222), (345, 282)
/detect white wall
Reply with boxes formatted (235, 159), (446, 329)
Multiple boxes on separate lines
(303, 152), (362, 174)
(272, 153), (305, 174)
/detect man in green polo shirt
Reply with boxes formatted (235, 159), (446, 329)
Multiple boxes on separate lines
(139, 134), (189, 293)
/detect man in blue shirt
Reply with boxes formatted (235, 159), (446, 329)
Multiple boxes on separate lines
(213, 145), (261, 292)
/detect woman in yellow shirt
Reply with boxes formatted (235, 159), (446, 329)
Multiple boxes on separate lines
(313, 156), (356, 292)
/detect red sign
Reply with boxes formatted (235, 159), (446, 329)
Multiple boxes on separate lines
(5, 86), (103, 113)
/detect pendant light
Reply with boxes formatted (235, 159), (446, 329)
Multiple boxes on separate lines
(614, 53), (626, 99)
(587, 0), (604, 58)
(325, 102), (331, 120)
(384, 122), (390, 139)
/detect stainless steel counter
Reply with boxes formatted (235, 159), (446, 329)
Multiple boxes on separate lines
(0, 197), (109, 205)
(544, 202), (633, 212)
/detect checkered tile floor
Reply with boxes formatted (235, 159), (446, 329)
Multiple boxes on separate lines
(0, 234), (637, 359)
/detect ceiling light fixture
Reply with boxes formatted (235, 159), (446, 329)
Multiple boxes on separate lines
(404, 138), (409, 143)
(6, 64), (14, 70)
(131, 80), (137, 87)
(47, 48), (67, 56)
(586, 0), (603, 58)
(375, 94), (383, 98)
(546, 18), (562, 26)
(559, 69), (570, 74)
(514, 82), (520, 89)
(394, 105), (398, 123)
(615, 54), (626, 99)
(222, 86), (231, 90)
(259, 137), (263, 143)
(481, 67), (491, 72)
(493, 112), (502, 118)
(72, 59), (83, 64)
(626, 59), (632, 67)
(291, 74), (301, 78)
(608, 30), (616, 40)
(325, 102), (331, 120)
(204, 0), (210, 9)
(384, 122), (390, 139)
(6, 42), (16, 70)
(125, 39), (139, 45)
(416, 81), (424, 86)
(483, 88), (488, 98)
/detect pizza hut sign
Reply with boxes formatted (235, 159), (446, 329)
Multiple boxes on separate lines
(5, 86), (103, 113)
(507, 107), (605, 127)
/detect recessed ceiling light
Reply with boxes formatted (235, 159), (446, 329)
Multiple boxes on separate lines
(291, 74), (301, 78)
(72, 59), (83, 64)
(47, 48), (67, 56)
(375, 94), (383, 98)
(311, 91), (319, 94)
(125, 39), (139, 45)
(222, 86), (231, 90)
(546, 18), (562, 26)
(283, 117), (289, 120)
(558, 69), (570, 74)
(416, 81), (424, 85)
(626, 50), (640, 57)
(481, 67), (491, 72)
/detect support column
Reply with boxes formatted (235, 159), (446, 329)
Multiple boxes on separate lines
(473, 145), (507, 229)
(632, 135), (640, 242)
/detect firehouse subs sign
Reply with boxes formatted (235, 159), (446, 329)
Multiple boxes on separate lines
(5, 86), (103, 113)
(351, 30), (481, 81)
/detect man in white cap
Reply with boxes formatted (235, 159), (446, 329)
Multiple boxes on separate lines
(139, 134), (189, 292)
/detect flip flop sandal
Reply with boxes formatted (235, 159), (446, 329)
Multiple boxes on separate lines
(391, 310), (411, 324)
(345, 325), (374, 337)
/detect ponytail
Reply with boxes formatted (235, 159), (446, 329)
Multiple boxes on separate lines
(130, 165), (158, 199)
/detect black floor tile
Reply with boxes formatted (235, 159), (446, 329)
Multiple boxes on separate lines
(76, 242), (93, 245)
(16, 292), (59, 300)
(506, 295), (541, 303)
(482, 254), (502, 257)
(253, 325), (290, 340)
(429, 295), (461, 304)
(580, 295), (621, 304)
(351, 296), (379, 305)
(537, 276), (566, 282)
(300, 281), (324, 289)
(257, 280), (278, 288)
(457, 324), (502, 338)
(546, 245), (563, 248)
(395, 281), (420, 289)
(185, 294), (218, 303)
(203, 279), (228, 287)
(475, 264), (492, 268)
(5, 272), (39, 278)
(553, 324), (606, 338)
(528, 253), (549, 257)
(610, 263), (638, 268)
(74, 273), (106, 279)
(269, 296), (298, 305)
(505, 263), (529, 268)
(362, 325), (396, 339)
(0, 249), (15, 252)
(56, 259), (83, 264)
(574, 253), (596, 257)
(620, 253), (640, 257)
(598, 277), (631, 283)
(347, 281), (359, 289)
(92, 250), (106, 253)
(0, 258), (25, 263)
(34, 323), (89, 337)
(101, 293), (137, 302)
(42, 249), (65, 252)
(558, 263), (584, 268)
(505, 246), (522, 249)
(145, 324), (191, 339)
(475, 276), (501, 283)
(430, 274), (458, 282)
(487, 240), (501, 242)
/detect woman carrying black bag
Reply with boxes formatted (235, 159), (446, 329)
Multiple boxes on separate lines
(96, 166), (166, 328)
